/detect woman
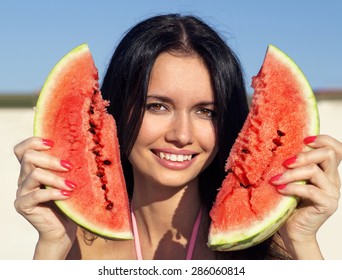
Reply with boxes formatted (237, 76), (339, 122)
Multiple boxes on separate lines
(13, 14), (342, 260)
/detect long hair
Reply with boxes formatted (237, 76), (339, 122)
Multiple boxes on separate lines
(101, 14), (289, 259)
(101, 14), (248, 202)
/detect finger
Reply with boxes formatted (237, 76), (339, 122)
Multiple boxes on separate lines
(14, 137), (54, 163)
(18, 150), (73, 186)
(277, 183), (339, 217)
(284, 147), (340, 188)
(271, 164), (340, 197)
(304, 135), (342, 163)
(18, 167), (77, 196)
(14, 188), (72, 216)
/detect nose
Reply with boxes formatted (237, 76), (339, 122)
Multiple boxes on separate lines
(165, 112), (194, 147)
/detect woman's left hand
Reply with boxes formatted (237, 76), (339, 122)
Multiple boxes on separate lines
(271, 135), (342, 259)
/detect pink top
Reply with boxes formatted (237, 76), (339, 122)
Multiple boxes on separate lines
(131, 206), (203, 260)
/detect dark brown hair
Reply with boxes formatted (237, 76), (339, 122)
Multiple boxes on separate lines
(100, 14), (290, 260)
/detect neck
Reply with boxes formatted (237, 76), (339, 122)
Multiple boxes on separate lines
(131, 180), (202, 259)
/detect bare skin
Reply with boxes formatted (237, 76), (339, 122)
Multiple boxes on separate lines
(13, 53), (342, 260)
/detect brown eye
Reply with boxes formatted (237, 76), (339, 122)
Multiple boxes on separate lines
(146, 103), (168, 112)
(196, 108), (216, 119)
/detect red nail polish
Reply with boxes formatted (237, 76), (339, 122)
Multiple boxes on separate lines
(65, 179), (77, 189)
(276, 184), (287, 190)
(60, 160), (73, 170)
(304, 136), (317, 145)
(269, 174), (282, 183)
(283, 156), (297, 167)
(61, 190), (72, 196)
(42, 139), (54, 147)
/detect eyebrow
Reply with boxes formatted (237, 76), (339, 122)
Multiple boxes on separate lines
(146, 94), (173, 103)
(146, 94), (217, 107)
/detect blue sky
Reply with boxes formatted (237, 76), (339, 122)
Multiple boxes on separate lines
(1, 0), (341, 94)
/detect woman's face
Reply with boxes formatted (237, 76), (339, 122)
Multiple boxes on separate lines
(129, 52), (218, 189)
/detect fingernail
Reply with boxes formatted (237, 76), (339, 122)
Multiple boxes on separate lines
(304, 136), (317, 145)
(276, 184), (287, 190)
(283, 156), (297, 167)
(65, 179), (77, 190)
(60, 160), (73, 170)
(42, 139), (54, 147)
(269, 174), (282, 183)
(61, 190), (72, 196)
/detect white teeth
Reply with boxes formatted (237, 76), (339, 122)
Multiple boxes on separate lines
(158, 152), (193, 162)
(170, 154), (177, 161)
(177, 155), (184, 162)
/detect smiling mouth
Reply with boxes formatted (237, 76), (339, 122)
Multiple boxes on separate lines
(154, 151), (196, 162)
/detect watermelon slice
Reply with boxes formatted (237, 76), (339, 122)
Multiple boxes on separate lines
(208, 45), (319, 250)
(34, 44), (133, 240)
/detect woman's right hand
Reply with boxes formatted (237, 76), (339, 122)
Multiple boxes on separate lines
(13, 137), (78, 259)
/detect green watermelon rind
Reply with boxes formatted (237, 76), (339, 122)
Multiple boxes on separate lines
(54, 200), (133, 240)
(34, 44), (133, 240)
(268, 44), (320, 134)
(208, 44), (320, 251)
(208, 194), (299, 251)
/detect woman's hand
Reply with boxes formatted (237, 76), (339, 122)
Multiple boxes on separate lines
(270, 135), (342, 259)
(13, 137), (78, 259)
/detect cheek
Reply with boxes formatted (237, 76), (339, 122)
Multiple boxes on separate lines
(133, 115), (165, 147)
(195, 122), (218, 171)
(195, 121), (217, 152)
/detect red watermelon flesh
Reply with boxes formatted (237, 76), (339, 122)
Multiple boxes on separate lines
(34, 44), (133, 240)
(208, 45), (319, 250)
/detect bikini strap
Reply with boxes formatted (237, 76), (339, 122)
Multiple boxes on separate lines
(186, 206), (203, 260)
(131, 206), (143, 260)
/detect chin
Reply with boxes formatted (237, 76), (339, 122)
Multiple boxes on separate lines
(155, 172), (199, 189)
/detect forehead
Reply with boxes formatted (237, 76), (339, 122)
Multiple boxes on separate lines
(148, 52), (214, 101)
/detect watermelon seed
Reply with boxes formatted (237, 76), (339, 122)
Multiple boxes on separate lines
(92, 149), (100, 156)
(89, 121), (97, 134)
(271, 130), (285, 149)
(89, 106), (94, 114)
(103, 160), (112, 165)
(272, 138), (283, 147)
(277, 130), (285, 137)
(97, 168), (105, 177)
(93, 136), (100, 144)
(106, 201), (114, 210)
(241, 148), (251, 154)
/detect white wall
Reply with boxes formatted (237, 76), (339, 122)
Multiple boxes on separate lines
(315, 100), (342, 259)
(0, 108), (37, 259)
(1, 100), (341, 259)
